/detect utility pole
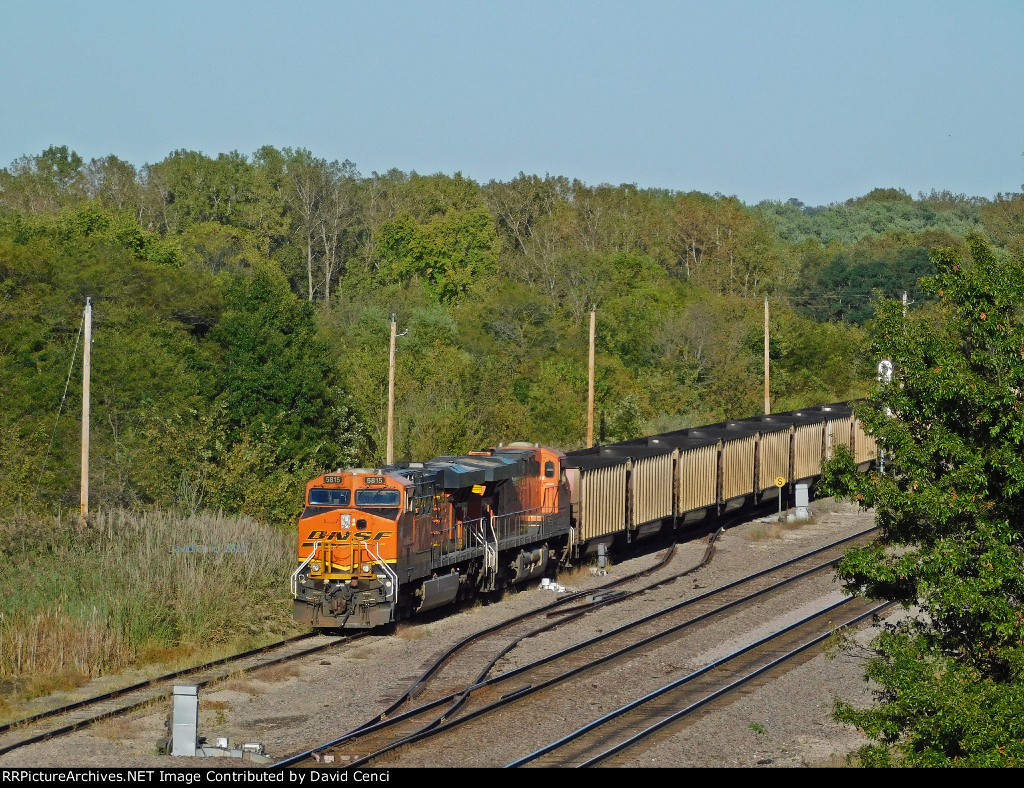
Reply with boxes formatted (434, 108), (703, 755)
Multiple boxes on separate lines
(80, 297), (92, 525)
(587, 307), (596, 448)
(386, 313), (397, 466)
(763, 296), (770, 415)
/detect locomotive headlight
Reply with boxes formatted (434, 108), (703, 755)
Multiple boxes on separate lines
(341, 514), (351, 527)
(361, 563), (371, 574)
(309, 562), (322, 573)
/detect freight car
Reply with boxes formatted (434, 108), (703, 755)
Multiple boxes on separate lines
(292, 402), (875, 630)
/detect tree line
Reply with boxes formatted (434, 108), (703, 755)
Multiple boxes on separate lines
(2, 144), (1021, 524)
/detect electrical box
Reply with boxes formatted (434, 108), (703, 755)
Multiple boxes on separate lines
(171, 685), (199, 757)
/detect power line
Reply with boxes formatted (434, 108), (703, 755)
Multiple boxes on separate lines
(34, 310), (85, 499)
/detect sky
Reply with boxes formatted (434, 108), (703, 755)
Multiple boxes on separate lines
(1, 0), (1022, 207)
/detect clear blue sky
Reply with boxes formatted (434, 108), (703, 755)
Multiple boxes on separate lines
(2, 0), (1021, 207)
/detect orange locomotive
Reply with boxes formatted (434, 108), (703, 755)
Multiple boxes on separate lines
(292, 443), (570, 629)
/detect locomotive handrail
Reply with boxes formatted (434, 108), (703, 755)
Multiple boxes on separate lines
(290, 540), (321, 598)
(361, 540), (398, 601)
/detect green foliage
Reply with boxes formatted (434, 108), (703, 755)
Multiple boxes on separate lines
(144, 149), (274, 237)
(818, 234), (1024, 766)
(0, 146), (86, 215)
(833, 625), (1024, 767)
(981, 191), (1024, 258)
(205, 263), (360, 520)
(792, 239), (938, 325)
(377, 207), (498, 302)
(754, 190), (984, 247)
(771, 308), (872, 408)
(0, 206), (208, 511)
(671, 192), (783, 295)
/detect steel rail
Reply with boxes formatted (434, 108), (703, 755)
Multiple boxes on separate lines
(0, 632), (316, 736)
(0, 633), (356, 758)
(268, 539), (686, 769)
(510, 599), (890, 767)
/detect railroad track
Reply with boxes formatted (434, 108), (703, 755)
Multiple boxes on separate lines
(509, 596), (891, 767)
(0, 632), (357, 759)
(272, 526), (877, 769)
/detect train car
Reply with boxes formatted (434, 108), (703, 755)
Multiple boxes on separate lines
(563, 444), (676, 551)
(561, 453), (628, 555)
(629, 421), (761, 513)
(292, 443), (570, 629)
(293, 402), (878, 631)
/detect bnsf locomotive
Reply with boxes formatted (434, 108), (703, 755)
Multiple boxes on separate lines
(292, 403), (876, 630)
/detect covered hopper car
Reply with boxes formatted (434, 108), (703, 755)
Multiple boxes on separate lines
(292, 402), (875, 630)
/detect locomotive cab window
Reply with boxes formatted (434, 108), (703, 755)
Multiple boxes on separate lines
(355, 488), (401, 507)
(309, 488), (351, 506)
(544, 461), (555, 478)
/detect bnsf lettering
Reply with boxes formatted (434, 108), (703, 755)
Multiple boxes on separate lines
(302, 530), (393, 548)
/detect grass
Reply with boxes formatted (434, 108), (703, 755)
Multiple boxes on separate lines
(746, 518), (816, 542)
(250, 663), (300, 683)
(394, 622), (428, 640)
(21, 668), (91, 699)
(203, 699), (232, 726)
(0, 507), (307, 707)
(93, 715), (137, 741)
(218, 677), (264, 696)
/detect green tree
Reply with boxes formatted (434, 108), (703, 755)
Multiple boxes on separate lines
(670, 193), (782, 295)
(377, 207), (498, 303)
(0, 146), (86, 214)
(143, 150), (284, 249)
(81, 155), (142, 214)
(818, 234), (1024, 766)
(0, 204), (207, 511)
(981, 191), (1024, 258)
(209, 264), (360, 465)
(482, 173), (563, 255)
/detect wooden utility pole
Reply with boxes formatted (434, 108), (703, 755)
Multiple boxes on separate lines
(80, 297), (92, 524)
(763, 296), (770, 415)
(587, 307), (596, 448)
(386, 313), (397, 465)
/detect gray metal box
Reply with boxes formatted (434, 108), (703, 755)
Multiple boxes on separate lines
(171, 685), (199, 757)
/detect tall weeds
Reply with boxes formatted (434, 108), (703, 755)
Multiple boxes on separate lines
(0, 508), (301, 680)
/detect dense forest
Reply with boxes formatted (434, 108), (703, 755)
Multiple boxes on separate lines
(1, 145), (1021, 526)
